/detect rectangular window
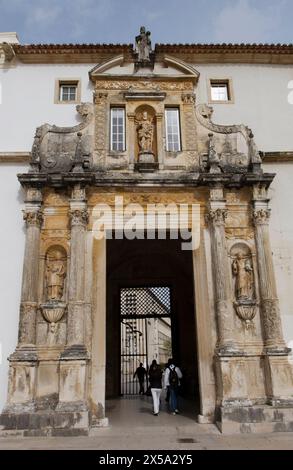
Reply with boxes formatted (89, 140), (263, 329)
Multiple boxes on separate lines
(165, 108), (181, 152)
(55, 79), (81, 104)
(60, 84), (78, 102)
(111, 107), (125, 152)
(210, 80), (231, 102)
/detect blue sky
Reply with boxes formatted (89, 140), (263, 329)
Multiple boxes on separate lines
(0, 0), (292, 45)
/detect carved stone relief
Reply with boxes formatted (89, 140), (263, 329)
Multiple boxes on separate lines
(31, 103), (94, 173)
(41, 246), (67, 333)
(136, 110), (154, 154)
(231, 243), (258, 329)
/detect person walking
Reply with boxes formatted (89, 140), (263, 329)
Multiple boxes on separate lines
(164, 358), (172, 403)
(148, 359), (163, 416)
(164, 359), (183, 415)
(133, 363), (147, 395)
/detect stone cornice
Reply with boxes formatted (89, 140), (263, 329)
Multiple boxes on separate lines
(12, 42), (293, 64)
(17, 171), (275, 189)
(261, 152), (293, 163)
(0, 152), (30, 163)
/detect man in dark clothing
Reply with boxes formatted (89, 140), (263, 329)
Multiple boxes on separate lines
(133, 363), (147, 394)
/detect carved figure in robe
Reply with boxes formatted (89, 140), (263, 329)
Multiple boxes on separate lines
(135, 26), (152, 62)
(45, 249), (66, 301)
(136, 111), (154, 153)
(232, 254), (254, 300)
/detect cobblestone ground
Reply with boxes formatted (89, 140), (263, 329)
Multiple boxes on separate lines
(1, 397), (293, 450)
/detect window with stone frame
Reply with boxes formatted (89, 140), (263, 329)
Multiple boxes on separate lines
(55, 79), (81, 104)
(209, 79), (232, 102)
(110, 107), (126, 152)
(165, 107), (181, 152)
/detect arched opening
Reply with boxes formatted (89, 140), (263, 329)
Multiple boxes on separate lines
(105, 235), (199, 416)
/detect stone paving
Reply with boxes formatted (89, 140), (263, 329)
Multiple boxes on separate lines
(0, 397), (293, 450)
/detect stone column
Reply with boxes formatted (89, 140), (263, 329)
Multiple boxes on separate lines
(63, 185), (89, 357)
(58, 185), (89, 414)
(253, 190), (293, 405)
(253, 201), (289, 354)
(17, 188), (43, 354)
(207, 187), (237, 354)
(5, 187), (42, 410)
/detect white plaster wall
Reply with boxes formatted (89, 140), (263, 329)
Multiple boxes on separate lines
(0, 61), (293, 152)
(0, 163), (27, 412)
(263, 162), (293, 349)
(0, 62), (94, 151)
(196, 64), (293, 152)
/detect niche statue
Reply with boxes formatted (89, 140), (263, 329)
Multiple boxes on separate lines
(45, 249), (66, 301)
(136, 111), (154, 154)
(232, 254), (254, 301)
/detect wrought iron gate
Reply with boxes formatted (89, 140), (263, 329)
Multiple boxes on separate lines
(120, 286), (171, 395)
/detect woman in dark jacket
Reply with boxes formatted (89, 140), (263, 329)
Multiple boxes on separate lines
(148, 359), (162, 416)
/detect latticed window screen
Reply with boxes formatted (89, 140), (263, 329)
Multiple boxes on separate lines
(120, 287), (171, 317)
(120, 286), (172, 395)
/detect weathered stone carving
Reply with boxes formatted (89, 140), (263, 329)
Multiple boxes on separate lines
(253, 209), (271, 225)
(136, 111), (154, 154)
(69, 209), (89, 227)
(93, 80), (194, 91)
(41, 246), (67, 333)
(207, 133), (221, 174)
(45, 247), (67, 301)
(182, 93), (196, 104)
(18, 302), (38, 345)
(23, 210), (43, 228)
(262, 299), (284, 343)
(231, 245), (257, 329)
(196, 104), (251, 140)
(232, 254), (254, 301)
(135, 26), (152, 63)
(206, 208), (228, 226)
(196, 104), (262, 172)
(30, 103), (93, 173)
(0, 42), (15, 64)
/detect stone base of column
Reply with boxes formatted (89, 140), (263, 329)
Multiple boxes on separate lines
(215, 354), (293, 433)
(2, 357), (38, 414)
(264, 355), (293, 406)
(57, 357), (89, 413)
(217, 404), (293, 433)
(0, 410), (90, 437)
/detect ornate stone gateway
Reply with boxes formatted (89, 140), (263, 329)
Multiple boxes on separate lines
(1, 29), (293, 435)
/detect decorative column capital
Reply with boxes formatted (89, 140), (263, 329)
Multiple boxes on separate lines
(253, 208), (271, 225)
(181, 92), (196, 105)
(23, 209), (43, 228)
(94, 91), (108, 104)
(206, 208), (228, 226)
(69, 208), (89, 227)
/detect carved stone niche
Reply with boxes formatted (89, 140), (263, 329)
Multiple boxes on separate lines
(134, 104), (158, 172)
(41, 246), (67, 333)
(230, 243), (258, 329)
